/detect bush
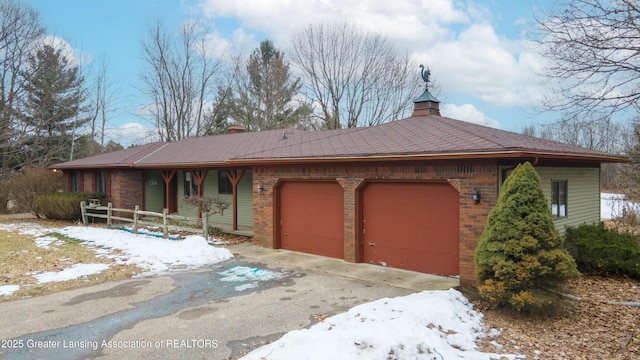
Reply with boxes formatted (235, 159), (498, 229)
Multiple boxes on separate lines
(475, 162), (579, 314)
(208, 226), (225, 237)
(0, 167), (64, 216)
(33, 192), (108, 220)
(564, 223), (640, 279)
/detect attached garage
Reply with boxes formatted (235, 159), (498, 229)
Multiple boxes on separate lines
(361, 182), (459, 276)
(278, 181), (344, 258)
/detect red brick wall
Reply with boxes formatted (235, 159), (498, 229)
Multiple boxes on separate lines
(82, 172), (93, 192)
(109, 170), (144, 210)
(252, 161), (499, 285)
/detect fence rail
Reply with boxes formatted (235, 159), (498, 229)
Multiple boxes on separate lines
(80, 201), (208, 239)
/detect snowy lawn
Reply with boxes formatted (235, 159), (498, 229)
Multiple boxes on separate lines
(601, 192), (640, 220)
(57, 226), (233, 275)
(0, 223), (233, 297)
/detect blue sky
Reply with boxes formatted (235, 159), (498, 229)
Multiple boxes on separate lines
(24, 0), (558, 145)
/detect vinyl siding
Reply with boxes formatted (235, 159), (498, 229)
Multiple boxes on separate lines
(144, 170), (164, 213)
(535, 166), (601, 233)
(177, 170), (253, 228)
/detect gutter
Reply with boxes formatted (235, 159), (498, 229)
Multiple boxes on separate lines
(224, 150), (630, 166)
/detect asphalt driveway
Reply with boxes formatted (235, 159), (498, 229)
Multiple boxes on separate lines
(0, 244), (458, 360)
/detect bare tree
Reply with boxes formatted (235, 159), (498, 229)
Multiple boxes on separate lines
(139, 20), (226, 141)
(0, 0), (44, 176)
(525, 115), (633, 190)
(290, 21), (420, 129)
(87, 56), (117, 154)
(535, 0), (640, 119)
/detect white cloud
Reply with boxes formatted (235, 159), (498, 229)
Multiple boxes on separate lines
(440, 103), (500, 128)
(198, 0), (469, 47)
(103, 122), (159, 147)
(196, 0), (546, 110)
(418, 23), (545, 107)
(39, 35), (92, 68)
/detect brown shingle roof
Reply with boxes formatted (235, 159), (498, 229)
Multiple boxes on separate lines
(230, 115), (625, 162)
(52, 142), (167, 169)
(51, 114), (627, 170)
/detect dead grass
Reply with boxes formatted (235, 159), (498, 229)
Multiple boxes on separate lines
(0, 217), (142, 302)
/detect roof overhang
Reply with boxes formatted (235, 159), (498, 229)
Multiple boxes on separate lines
(226, 150), (630, 166)
(49, 150), (629, 170)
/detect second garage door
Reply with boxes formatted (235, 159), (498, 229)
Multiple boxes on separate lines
(279, 181), (344, 258)
(362, 182), (459, 275)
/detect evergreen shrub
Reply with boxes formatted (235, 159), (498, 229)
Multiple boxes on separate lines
(564, 223), (640, 279)
(475, 162), (579, 313)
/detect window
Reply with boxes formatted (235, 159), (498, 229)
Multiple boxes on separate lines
(183, 171), (200, 198)
(95, 171), (107, 194)
(71, 172), (81, 192)
(551, 180), (568, 217)
(218, 171), (232, 194)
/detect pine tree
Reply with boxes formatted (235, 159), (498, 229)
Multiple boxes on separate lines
(475, 162), (579, 313)
(228, 39), (311, 131)
(18, 44), (87, 167)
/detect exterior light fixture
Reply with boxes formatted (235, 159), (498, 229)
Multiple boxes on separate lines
(257, 184), (264, 195)
(472, 189), (481, 204)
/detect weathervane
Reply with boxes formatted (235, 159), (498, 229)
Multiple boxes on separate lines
(419, 64), (431, 91)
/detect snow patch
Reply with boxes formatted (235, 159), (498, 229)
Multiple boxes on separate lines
(34, 235), (64, 249)
(0, 223), (58, 237)
(219, 266), (285, 291)
(241, 289), (521, 360)
(33, 263), (110, 283)
(57, 227), (234, 276)
(601, 193), (640, 220)
(0, 285), (20, 296)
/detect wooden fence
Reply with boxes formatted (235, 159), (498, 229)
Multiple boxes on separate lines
(80, 201), (208, 239)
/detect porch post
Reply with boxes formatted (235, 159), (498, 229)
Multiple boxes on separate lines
(226, 169), (246, 231)
(190, 170), (208, 218)
(161, 170), (177, 211)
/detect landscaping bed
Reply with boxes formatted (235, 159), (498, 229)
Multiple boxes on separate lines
(474, 275), (640, 360)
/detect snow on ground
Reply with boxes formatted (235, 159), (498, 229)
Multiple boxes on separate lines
(0, 223), (234, 295)
(32, 263), (111, 283)
(241, 289), (520, 360)
(601, 193), (640, 220)
(219, 266), (286, 291)
(57, 226), (234, 276)
(0, 285), (20, 296)
(34, 235), (64, 249)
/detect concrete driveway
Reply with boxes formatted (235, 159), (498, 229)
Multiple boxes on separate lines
(0, 243), (458, 360)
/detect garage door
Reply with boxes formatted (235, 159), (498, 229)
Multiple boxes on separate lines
(362, 182), (459, 275)
(279, 181), (344, 258)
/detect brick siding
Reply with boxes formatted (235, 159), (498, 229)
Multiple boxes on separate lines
(252, 160), (499, 286)
(109, 170), (144, 210)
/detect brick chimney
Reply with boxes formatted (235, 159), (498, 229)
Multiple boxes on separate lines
(227, 125), (246, 134)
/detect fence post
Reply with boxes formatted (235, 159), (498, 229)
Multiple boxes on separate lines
(203, 214), (208, 240)
(133, 205), (139, 234)
(80, 201), (87, 225)
(107, 202), (113, 228)
(162, 208), (168, 239)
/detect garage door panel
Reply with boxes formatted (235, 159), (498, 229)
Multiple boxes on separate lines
(279, 182), (344, 258)
(363, 182), (459, 275)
